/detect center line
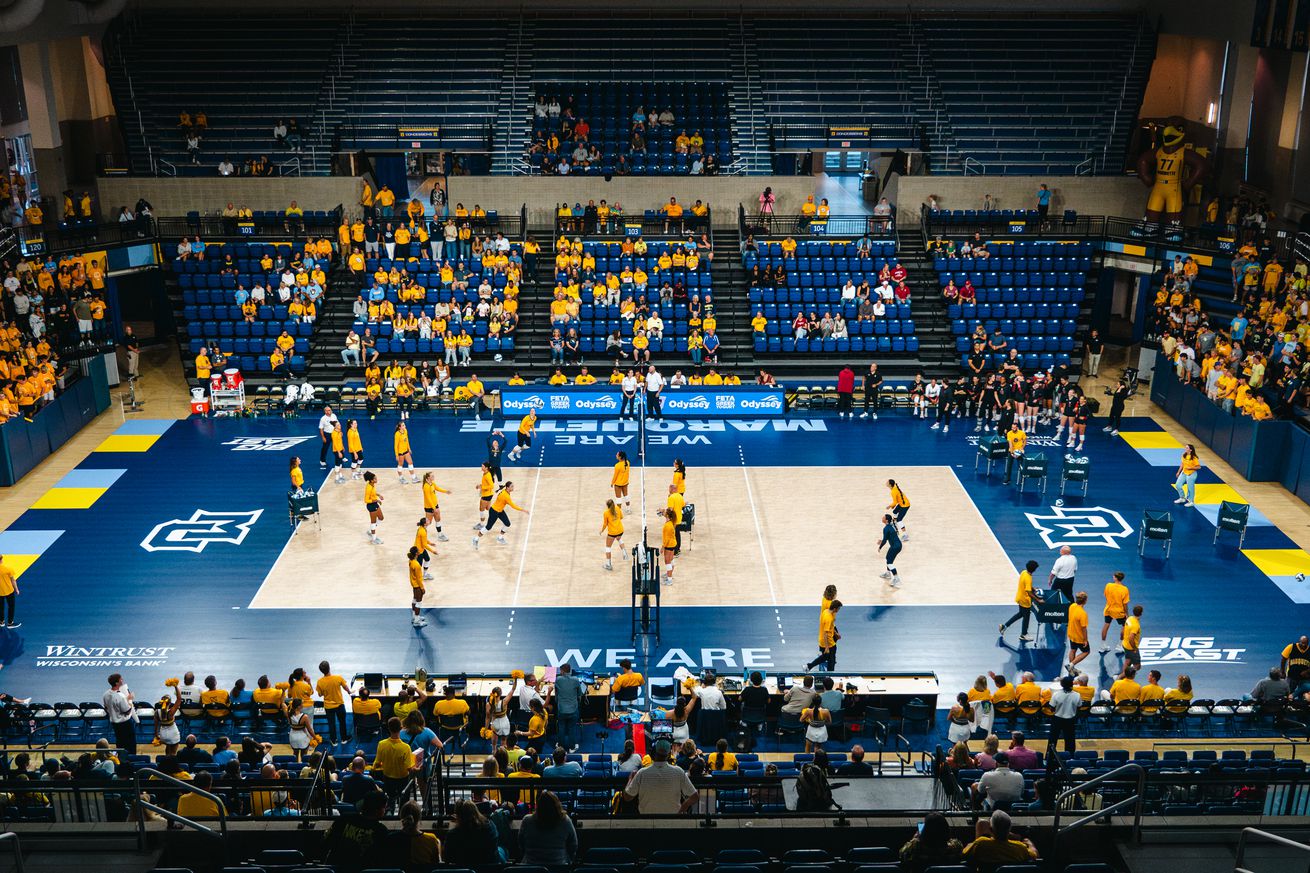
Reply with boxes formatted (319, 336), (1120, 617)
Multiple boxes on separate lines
(505, 444), (545, 643)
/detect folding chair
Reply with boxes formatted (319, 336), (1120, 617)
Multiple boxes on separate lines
(1213, 501), (1250, 547)
(1138, 510), (1173, 558)
(1060, 454), (1090, 497)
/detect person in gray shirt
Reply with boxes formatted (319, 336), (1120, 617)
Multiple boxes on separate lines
(541, 746), (582, 779)
(519, 790), (577, 867)
(552, 664), (586, 753)
(1248, 667), (1290, 703)
(818, 677), (844, 714)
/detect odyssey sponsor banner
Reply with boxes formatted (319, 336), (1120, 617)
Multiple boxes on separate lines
(499, 386), (786, 418)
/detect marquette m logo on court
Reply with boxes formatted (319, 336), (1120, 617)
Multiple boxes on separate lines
(141, 510), (263, 553)
(1025, 506), (1132, 549)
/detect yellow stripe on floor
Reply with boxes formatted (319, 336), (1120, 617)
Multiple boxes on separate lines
(5, 555), (40, 579)
(31, 487), (109, 510)
(1192, 484), (1246, 506)
(94, 434), (160, 453)
(1118, 431), (1184, 450)
(1243, 548), (1310, 577)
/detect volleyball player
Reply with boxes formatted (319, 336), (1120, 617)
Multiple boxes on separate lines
(909, 373), (926, 418)
(664, 483), (688, 555)
(486, 430), (506, 482)
(924, 377), (941, 424)
(330, 422), (346, 484)
(660, 507), (678, 586)
(346, 420), (364, 479)
(472, 481), (528, 548)
(612, 451), (631, 511)
(932, 377), (955, 433)
(1033, 371), (1053, 428)
(394, 422), (418, 484)
(975, 374), (1000, 432)
(1100, 571), (1130, 654)
(672, 458), (687, 496)
(1011, 374), (1030, 433)
(475, 462), (495, 530)
(821, 584), (837, 614)
(421, 472), (451, 541)
(363, 471), (384, 544)
(407, 546), (427, 628)
(877, 512), (902, 587)
(507, 408), (537, 463)
(1173, 443), (1200, 507)
(886, 479), (910, 540)
(600, 498), (626, 571)
(289, 456), (304, 491)
(1052, 378), (1076, 442)
(1067, 591), (1091, 674)
(1069, 396), (1090, 451)
(413, 517), (435, 580)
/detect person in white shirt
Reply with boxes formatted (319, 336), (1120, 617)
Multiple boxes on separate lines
(1048, 675), (1081, 753)
(102, 673), (138, 754)
(647, 313), (665, 339)
(273, 121), (288, 145)
(317, 405), (340, 468)
(218, 159), (235, 177)
(621, 371), (640, 420)
(669, 371), (688, 388)
(841, 279), (857, 301)
(645, 366), (665, 420)
(623, 740), (699, 814)
(177, 672), (203, 705)
(1048, 546), (1078, 602)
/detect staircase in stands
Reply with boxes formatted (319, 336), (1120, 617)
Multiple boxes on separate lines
(728, 17), (773, 175)
(307, 13), (359, 175)
(898, 17), (961, 175)
(894, 224), (960, 375)
(492, 17), (535, 175)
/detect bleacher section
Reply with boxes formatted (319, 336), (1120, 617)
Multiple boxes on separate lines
(557, 240), (711, 359)
(104, 15), (343, 175)
(336, 19), (507, 154)
(744, 241), (921, 356)
(753, 20), (918, 152)
(353, 246), (522, 362)
(104, 13), (1155, 178)
(529, 83), (732, 175)
(939, 241), (1093, 369)
(178, 243), (325, 377)
(919, 16), (1154, 174)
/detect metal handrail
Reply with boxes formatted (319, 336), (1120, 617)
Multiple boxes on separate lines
(1076, 156), (1096, 176)
(157, 159), (177, 177)
(0, 832), (24, 873)
(1050, 762), (1145, 856)
(132, 767), (228, 849)
(1236, 827), (1310, 873)
(962, 156), (987, 176)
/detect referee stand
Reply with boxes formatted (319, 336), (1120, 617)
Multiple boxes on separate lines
(631, 539), (661, 644)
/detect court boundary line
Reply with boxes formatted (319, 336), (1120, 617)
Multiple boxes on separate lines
(246, 468), (335, 610)
(948, 466), (1018, 574)
(505, 443), (546, 644)
(737, 444), (786, 646)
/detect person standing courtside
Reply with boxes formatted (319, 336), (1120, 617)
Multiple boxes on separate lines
(1282, 636), (1310, 694)
(861, 362), (883, 420)
(317, 405), (339, 470)
(1000, 560), (1041, 643)
(645, 365), (665, 420)
(1002, 420), (1026, 485)
(316, 661), (351, 748)
(1048, 675), (1080, 753)
(806, 600), (842, 672)
(103, 673), (138, 755)
(1048, 546), (1077, 602)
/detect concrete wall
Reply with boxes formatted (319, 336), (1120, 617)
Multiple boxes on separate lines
(445, 176), (824, 225)
(96, 175), (365, 216)
(886, 174), (1150, 220)
(1139, 34), (1227, 126)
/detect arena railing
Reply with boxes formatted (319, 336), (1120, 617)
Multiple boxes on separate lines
(6, 219), (157, 257)
(132, 767), (229, 848)
(1236, 827), (1310, 873)
(739, 207), (897, 239)
(1049, 762), (1146, 855)
(554, 208), (712, 239)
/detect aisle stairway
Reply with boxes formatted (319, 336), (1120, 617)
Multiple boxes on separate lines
(894, 225), (958, 372)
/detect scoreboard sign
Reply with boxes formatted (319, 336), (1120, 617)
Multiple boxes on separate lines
(827, 125), (872, 146)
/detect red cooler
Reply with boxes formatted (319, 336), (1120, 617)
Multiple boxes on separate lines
(209, 374), (222, 392)
(223, 368), (243, 389)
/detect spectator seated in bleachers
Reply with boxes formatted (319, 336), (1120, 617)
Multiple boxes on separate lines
(932, 237), (1088, 375)
(548, 231), (709, 363)
(530, 84), (730, 176)
(744, 237), (918, 355)
(177, 240), (332, 378)
(348, 230), (521, 369)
